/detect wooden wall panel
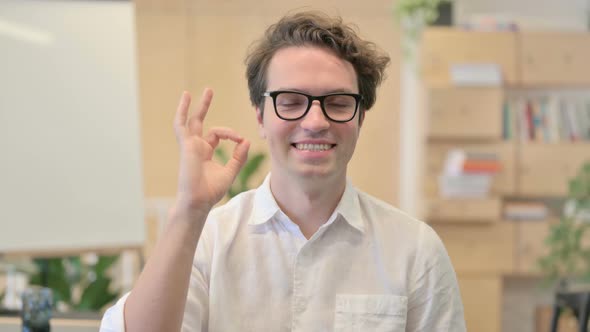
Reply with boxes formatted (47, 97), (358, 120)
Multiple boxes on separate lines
(458, 275), (502, 332)
(135, 13), (188, 197)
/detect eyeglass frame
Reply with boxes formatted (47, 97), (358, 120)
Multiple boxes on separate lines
(261, 90), (363, 123)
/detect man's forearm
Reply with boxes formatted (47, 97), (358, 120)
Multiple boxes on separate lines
(123, 207), (207, 332)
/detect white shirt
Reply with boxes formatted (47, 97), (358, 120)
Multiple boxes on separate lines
(100, 176), (465, 332)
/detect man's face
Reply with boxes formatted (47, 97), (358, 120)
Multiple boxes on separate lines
(256, 46), (363, 181)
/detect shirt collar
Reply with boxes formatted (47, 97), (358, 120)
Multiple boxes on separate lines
(333, 178), (365, 233)
(249, 174), (282, 225)
(248, 174), (365, 233)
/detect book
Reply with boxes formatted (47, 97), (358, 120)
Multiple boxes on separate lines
(439, 174), (492, 198)
(504, 202), (548, 221)
(462, 160), (502, 173)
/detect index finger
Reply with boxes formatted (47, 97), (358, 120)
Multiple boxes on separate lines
(173, 91), (191, 140)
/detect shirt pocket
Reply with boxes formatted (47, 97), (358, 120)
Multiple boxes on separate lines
(334, 294), (408, 332)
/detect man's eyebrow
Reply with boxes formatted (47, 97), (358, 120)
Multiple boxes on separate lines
(274, 87), (357, 94)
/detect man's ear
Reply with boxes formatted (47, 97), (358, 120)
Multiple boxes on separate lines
(256, 107), (266, 139)
(358, 109), (366, 128)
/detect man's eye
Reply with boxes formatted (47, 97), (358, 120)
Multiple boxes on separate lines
(279, 100), (304, 106)
(327, 103), (350, 108)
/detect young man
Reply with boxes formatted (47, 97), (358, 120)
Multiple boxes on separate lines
(101, 11), (466, 332)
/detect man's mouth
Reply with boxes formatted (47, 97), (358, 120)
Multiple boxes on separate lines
(292, 143), (336, 151)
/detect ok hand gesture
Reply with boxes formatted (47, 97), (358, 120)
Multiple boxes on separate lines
(172, 89), (250, 219)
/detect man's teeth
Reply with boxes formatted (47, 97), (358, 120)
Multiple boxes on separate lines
(295, 143), (332, 151)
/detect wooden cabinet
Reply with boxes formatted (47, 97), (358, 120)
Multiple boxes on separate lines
(519, 32), (590, 86)
(517, 143), (590, 196)
(427, 198), (501, 223)
(432, 222), (515, 274)
(421, 28), (518, 86)
(428, 87), (504, 139)
(458, 275), (502, 332)
(422, 28), (590, 86)
(514, 221), (551, 275)
(421, 28), (590, 331)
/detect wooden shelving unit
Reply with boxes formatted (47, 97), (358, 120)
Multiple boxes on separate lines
(420, 27), (590, 332)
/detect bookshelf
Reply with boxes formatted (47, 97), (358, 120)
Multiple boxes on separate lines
(419, 27), (590, 332)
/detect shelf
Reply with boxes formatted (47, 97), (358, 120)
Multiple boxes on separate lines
(517, 142), (590, 196)
(424, 142), (516, 197)
(426, 197), (501, 223)
(427, 87), (504, 140)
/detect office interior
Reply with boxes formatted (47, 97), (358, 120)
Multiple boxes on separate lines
(1, 0), (590, 331)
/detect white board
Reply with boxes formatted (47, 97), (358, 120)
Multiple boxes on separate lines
(0, 0), (145, 254)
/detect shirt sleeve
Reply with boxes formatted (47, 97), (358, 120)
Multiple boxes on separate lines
(406, 224), (466, 332)
(181, 238), (211, 332)
(99, 220), (214, 332)
(99, 292), (130, 332)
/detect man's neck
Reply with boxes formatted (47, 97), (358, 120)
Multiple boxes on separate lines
(269, 171), (346, 239)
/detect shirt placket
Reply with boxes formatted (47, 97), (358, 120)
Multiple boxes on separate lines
(290, 222), (334, 332)
(291, 241), (310, 331)
(289, 224), (308, 331)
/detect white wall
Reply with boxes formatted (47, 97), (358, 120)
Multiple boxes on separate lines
(0, 0), (144, 253)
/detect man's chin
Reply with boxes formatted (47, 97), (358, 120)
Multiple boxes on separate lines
(294, 165), (338, 179)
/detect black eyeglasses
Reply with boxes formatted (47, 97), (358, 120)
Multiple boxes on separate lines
(262, 90), (363, 123)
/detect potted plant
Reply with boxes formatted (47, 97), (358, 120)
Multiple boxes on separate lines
(28, 254), (120, 313)
(0, 253), (119, 318)
(394, 0), (452, 35)
(538, 162), (590, 290)
(394, 0), (453, 59)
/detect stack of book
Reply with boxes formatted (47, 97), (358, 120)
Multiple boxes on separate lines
(439, 149), (501, 198)
(503, 201), (549, 221)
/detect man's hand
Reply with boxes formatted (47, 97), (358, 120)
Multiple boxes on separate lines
(173, 89), (250, 218)
(121, 89), (247, 332)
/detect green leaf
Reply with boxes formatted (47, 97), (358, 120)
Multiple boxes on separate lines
(94, 255), (119, 275)
(238, 153), (266, 188)
(65, 256), (82, 285)
(570, 179), (586, 198)
(76, 278), (118, 311)
(46, 259), (72, 305)
(214, 148), (229, 164)
(27, 258), (72, 305)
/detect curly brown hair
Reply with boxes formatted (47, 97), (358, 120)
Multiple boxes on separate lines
(245, 11), (390, 113)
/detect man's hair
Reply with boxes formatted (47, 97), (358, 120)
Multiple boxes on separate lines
(245, 11), (390, 112)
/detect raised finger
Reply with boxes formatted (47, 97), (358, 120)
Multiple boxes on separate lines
(189, 88), (214, 136)
(173, 91), (191, 141)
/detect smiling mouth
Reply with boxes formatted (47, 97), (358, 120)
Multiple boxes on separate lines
(292, 143), (336, 151)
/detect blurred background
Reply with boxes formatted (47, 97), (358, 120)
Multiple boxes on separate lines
(1, 0), (590, 331)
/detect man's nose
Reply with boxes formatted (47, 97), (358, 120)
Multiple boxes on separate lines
(300, 101), (330, 131)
